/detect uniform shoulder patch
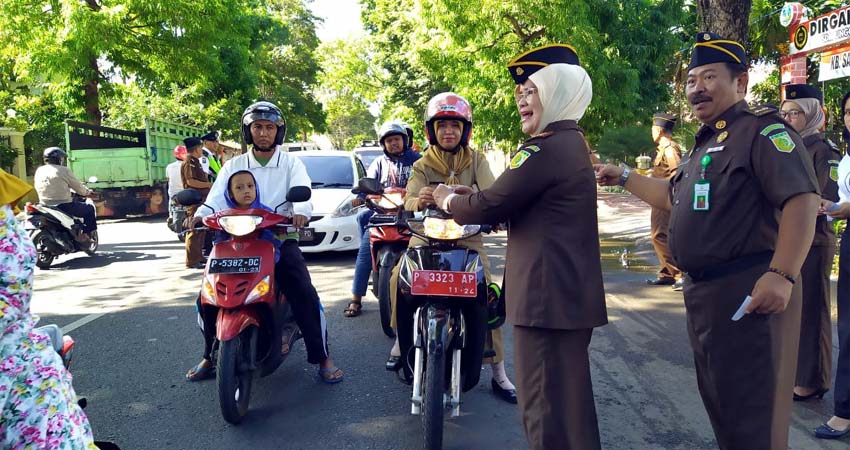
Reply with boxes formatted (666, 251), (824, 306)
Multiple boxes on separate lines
(829, 159), (841, 181)
(530, 131), (554, 140)
(759, 123), (785, 136)
(510, 150), (532, 169)
(746, 104), (778, 116)
(524, 145), (541, 153)
(767, 131), (796, 153)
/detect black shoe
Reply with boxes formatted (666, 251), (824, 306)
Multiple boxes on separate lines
(793, 388), (828, 401)
(814, 422), (850, 439)
(491, 379), (517, 404)
(187, 262), (206, 269)
(646, 277), (675, 286)
(386, 354), (401, 372)
(672, 279), (684, 291)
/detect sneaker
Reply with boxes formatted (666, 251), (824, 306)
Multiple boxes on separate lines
(672, 279), (684, 291)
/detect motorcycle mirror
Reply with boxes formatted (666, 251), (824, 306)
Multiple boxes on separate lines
(87, 176), (98, 183)
(173, 188), (203, 206)
(357, 177), (383, 195)
(286, 186), (312, 203)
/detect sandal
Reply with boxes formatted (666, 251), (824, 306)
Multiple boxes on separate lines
(318, 366), (345, 384)
(343, 301), (362, 317)
(185, 360), (215, 382)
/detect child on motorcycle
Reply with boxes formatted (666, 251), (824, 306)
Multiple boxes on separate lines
(215, 170), (281, 263)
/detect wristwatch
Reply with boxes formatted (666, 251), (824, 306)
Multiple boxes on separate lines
(618, 166), (631, 187)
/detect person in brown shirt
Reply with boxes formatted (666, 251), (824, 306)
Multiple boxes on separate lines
(181, 137), (211, 268)
(597, 32), (819, 450)
(646, 113), (683, 288)
(779, 84), (841, 401)
(434, 44), (607, 450)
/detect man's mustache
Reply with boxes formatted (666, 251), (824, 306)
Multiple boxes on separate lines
(690, 94), (712, 105)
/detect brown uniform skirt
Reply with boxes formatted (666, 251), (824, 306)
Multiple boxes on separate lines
(683, 262), (801, 450)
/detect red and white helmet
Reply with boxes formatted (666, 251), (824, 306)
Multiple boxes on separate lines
(173, 145), (187, 161)
(424, 92), (473, 147)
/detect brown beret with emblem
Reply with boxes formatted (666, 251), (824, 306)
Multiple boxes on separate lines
(687, 32), (748, 71)
(507, 44), (581, 84)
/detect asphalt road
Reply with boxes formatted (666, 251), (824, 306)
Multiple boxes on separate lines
(29, 216), (844, 450)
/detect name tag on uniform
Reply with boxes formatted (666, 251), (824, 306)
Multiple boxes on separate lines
(706, 146), (725, 153)
(693, 181), (710, 211)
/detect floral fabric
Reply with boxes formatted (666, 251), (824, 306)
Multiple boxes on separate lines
(0, 204), (97, 449)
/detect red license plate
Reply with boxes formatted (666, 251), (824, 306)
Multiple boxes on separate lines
(410, 270), (477, 297)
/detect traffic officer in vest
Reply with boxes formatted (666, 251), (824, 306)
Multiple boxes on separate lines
(433, 44), (607, 449)
(200, 131), (222, 181)
(779, 84), (841, 402)
(596, 32), (819, 449)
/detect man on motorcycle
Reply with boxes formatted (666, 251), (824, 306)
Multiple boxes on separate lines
(33, 147), (96, 243)
(390, 93), (517, 403)
(185, 101), (343, 384)
(344, 121), (420, 318)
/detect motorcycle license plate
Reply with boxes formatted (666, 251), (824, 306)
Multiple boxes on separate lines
(208, 257), (261, 274)
(411, 270), (477, 297)
(298, 227), (314, 242)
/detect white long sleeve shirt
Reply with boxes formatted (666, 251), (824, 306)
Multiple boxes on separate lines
(194, 149), (312, 218)
(165, 160), (183, 199)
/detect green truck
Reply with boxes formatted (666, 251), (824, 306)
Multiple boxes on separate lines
(65, 118), (204, 217)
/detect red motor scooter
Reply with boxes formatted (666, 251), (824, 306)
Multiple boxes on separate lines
(362, 186), (411, 338)
(197, 186), (310, 424)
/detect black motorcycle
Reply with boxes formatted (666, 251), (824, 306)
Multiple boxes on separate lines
(24, 190), (98, 269)
(358, 178), (490, 450)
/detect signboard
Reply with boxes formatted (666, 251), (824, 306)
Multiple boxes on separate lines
(790, 4), (850, 55)
(819, 44), (850, 81)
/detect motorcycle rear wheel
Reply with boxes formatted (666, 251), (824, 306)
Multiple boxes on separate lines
(217, 332), (254, 424)
(31, 231), (55, 269)
(84, 230), (99, 255)
(377, 263), (395, 338)
(423, 348), (445, 450)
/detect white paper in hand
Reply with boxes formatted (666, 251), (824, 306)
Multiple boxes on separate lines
(731, 295), (753, 321)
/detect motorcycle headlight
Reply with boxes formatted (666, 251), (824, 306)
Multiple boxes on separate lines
(202, 276), (217, 305)
(332, 195), (358, 218)
(218, 215), (262, 236)
(376, 192), (404, 210)
(412, 217), (481, 240)
(245, 276), (271, 304)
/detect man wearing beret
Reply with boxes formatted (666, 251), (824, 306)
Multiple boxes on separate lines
(181, 137), (211, 269)
(646, 113), (683, 289)
(434, 43), (607, 450)
(200, 131), (222, 181)
(597, 32), (819, 449)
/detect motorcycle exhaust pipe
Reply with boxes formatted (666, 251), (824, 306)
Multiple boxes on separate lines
(411, 307), (424, 415)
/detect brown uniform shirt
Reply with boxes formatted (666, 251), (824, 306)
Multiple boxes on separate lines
(803, 133), (840, 246)
(651, 141), (682, 179)
(450, 120), (607, 330)
(181, 155), (210, 197)
(668, 101), (819, 272)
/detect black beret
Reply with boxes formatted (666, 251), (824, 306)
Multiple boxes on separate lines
(784, 84), (823, 103)
(652, 113), (677, 131)
(507, 44), (581, 85)
(687, 32), (748, 71)
(183, 137), (202, 148)
(200, 131), (219, 141)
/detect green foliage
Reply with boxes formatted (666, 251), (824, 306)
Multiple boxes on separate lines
(0, 138), (17, 172)
(595, 125), (656, 164)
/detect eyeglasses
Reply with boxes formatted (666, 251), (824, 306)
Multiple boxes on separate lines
(779, 109), (804, 119)
(515, 88), (538, 102)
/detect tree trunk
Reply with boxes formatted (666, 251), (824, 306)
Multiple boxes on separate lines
(83, 56), (102, 125)
(697, 0), (752, 47)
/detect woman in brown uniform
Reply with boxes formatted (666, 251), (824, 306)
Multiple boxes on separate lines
(434, 44), (607, 450)
(779, 84), (840, 401)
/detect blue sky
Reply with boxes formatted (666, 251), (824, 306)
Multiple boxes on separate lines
(310, 0), (364, 42)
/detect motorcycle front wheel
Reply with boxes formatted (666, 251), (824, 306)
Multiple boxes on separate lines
(377, 263), (395, 338)
(423, 347), (445, 450)
(31, 231), (55, 269)
(217, 331), (254, 424)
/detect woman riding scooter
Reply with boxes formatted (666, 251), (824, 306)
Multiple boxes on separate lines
(389, 92), (517, 403)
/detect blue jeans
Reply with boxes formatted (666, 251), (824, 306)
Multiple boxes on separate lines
(352, 209), (374, 296)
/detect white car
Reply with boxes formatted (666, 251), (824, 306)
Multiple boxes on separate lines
(292, 150), (365, 253)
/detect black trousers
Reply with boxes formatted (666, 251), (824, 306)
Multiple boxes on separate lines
(835, 229), (850, 419)
(197, 240), (329, 365)
(56, 202), (96, 233)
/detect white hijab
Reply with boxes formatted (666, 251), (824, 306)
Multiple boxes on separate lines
(528, 63), (593, 134)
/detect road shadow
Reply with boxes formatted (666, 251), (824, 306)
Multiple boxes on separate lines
(40, 251), (167, 270)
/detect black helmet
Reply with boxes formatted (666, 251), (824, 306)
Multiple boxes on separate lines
(43, 147), (67, 165)
(241, 101), (287, 147)
(378, 122), (408, 151)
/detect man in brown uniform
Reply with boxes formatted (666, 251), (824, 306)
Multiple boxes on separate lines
(646, 113), (683, 288)
(434, 44), (607, 450)
(597, 32), (819, 450)
(181, 137), (211, 269)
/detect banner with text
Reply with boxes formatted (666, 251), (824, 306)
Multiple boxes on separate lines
(820, 44), (850, 81)
(791, 5), (850, 55)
